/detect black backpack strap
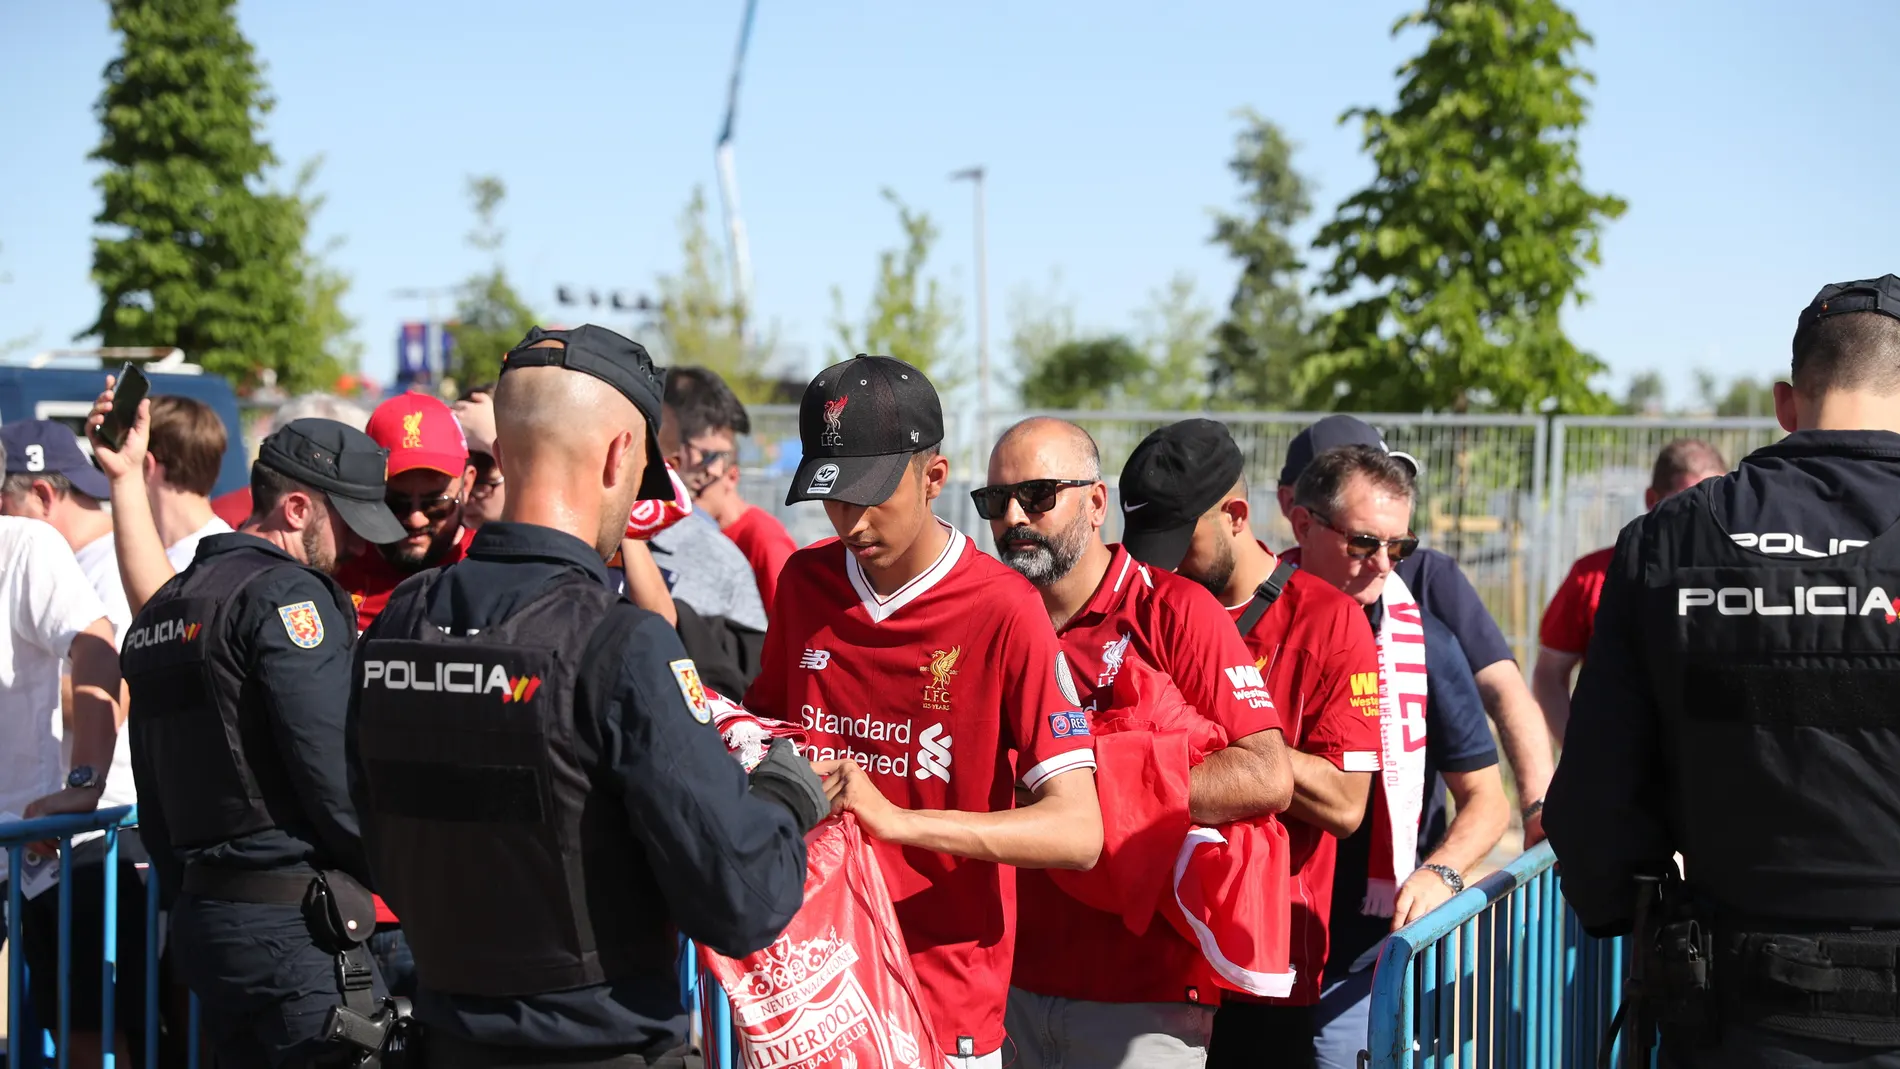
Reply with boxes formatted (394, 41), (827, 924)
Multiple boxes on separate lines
(1235, 557), (1299, 636)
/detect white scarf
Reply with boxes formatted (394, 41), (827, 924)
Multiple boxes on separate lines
(1362, 570), (1429, 918)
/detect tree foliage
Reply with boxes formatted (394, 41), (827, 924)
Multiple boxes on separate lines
(84, 0), (344, 392)
(1694, 370), (1776, 418)
(653, 187), (776, 401)
(447, 175), (538, 389)
(1307, 0), (1626, 414)
(831, 189), (961, 384)
(1015, 275), (1217, 410)
(1209, 110), (1317, 409)
(1020, 337), (1149, 410)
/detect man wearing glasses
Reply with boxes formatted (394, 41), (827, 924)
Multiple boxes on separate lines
(335, 393), (481, 634)
(1278, 445), (1507, 1069)
(980, 417), (1293, 1069)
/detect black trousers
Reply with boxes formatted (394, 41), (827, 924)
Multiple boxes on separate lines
(422, 1034), (696, 1069)
(1664, 1024), (1900, 1069)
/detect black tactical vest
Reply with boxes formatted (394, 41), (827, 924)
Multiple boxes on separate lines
(356, 571), (674, 998)
(122, 543), (347, 849)
(1640, 486), (1900, 929)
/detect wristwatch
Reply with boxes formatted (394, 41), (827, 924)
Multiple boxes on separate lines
(1421, 862), (1465, 894)
(67, 765), (101, 791)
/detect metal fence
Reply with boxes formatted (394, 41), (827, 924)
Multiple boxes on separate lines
(1364, 842), (1637, 1069)
(735, 407), (1787, 663)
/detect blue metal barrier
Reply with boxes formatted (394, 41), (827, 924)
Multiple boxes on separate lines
(0, 806), (195, 1069)
(1364, 843), (1639, 1069)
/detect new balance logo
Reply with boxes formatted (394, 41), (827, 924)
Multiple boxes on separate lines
(1350, 671), (1379, 697)
(916, 723), (953, 782)
(798, 649), (832, 670)
(1225, 664), (1266, 690)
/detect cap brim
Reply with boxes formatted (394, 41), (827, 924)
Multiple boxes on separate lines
(1121, 519), (1197, 572)
(636, 425), (673, 501)
(66, 464), (113, 502)
(327, 493), (409, 545)
(1389, 450), (1422, 477)
(388, 450), (470, 479)
(785, 452), (912, 507)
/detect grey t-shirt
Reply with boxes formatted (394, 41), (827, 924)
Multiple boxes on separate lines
(646, 511), (768, 631)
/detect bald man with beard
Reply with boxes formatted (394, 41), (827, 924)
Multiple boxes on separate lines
(983, 417), (1293, 1069)
(349, 325), (825, 1066)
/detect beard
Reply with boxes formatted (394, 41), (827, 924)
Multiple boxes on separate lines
(997, 511), (1091, 585)
(304, 514), (335, 574)
(379, 510), (463, 573)
(1184, 531), (1237, 600)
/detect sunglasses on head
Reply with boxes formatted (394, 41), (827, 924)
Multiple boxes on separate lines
(970, 479), (1095, 521)
(1308, 510), (1418, 561)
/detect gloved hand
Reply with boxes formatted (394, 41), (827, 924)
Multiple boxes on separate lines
(748, 738), (829, 833)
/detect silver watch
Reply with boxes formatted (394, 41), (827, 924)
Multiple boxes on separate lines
(1421, 862), (1464, 894)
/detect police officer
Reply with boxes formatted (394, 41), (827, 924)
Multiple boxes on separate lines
(1547, 274), (1900, 1068)
(350, 325), (824, 1069)
(116, 417), (409, 1067)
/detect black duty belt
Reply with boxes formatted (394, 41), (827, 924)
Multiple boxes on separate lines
(1723, 930), (1900, 1044)
(182, 865), (315, 904)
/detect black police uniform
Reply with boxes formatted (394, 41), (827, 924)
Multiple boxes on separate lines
(123, 420), (408, 1069)
(1548, 278), (1900, 1068)
(349, 325), (815, 1069)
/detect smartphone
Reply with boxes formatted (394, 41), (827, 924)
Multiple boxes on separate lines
(94, 363), (150, 453)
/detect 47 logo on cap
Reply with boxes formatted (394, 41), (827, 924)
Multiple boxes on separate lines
(278, 601), (325, 649)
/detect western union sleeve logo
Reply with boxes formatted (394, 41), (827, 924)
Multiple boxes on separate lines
(1349, 671), (1382, 715)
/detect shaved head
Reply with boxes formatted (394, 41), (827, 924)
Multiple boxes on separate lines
(988, 417), (1101, 482)
(494, 342), (650, 557)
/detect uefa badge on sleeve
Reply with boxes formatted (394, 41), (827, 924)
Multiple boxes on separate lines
(669, 658), (712, 724)
(278, 601), (325, 649)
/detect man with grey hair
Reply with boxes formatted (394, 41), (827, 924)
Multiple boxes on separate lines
(984, 416), (1294, 1069)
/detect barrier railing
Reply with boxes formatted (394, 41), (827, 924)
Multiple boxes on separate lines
(1363, 842), (1636, 1069)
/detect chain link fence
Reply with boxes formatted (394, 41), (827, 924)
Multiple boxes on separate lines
(736, 407), (1793, 664)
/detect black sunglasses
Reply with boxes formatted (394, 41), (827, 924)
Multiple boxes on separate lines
(386, 491), (463, 522)
(1309, 510), (1419, 561)
(970, 479), (1096, 521)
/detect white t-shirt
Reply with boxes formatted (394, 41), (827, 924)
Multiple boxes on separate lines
(0, 517), (109, 881)
(69, 533), (138, 818)
(166, 514), (232, 572)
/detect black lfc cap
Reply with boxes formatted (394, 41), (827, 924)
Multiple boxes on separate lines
(786, 354), (945, 507)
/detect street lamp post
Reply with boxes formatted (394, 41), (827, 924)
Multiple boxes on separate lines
(950, 166), (989, 457)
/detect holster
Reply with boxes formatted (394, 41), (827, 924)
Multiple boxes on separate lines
(1606, 871), (1718, 1068)
(302, 871), (421, 1068)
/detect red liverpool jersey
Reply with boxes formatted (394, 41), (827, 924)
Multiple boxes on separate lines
(745, 521), (1096, 1058)
(1014, 545), (1283, 1004)
(1228, 550), (1382, 1005)
(334, 525), (476, 633)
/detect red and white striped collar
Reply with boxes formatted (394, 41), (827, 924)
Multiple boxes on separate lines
(845, 518), (967, 624)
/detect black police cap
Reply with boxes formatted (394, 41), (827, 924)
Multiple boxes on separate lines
(1800, 275), (1900, 329)
(500, 324), (673, 501)
(256, 419), (407, 544)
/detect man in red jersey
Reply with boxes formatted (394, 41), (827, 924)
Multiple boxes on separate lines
(1533, 438), (1726, 739)
(334, 392), (479, 632)
(1122, 420), (1384, 1069)
(746, 355), (1103, 1069)
(982, 417), (1293, 1069)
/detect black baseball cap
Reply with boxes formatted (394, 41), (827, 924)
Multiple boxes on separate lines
(786, 354), (944, 506)
(1278, 414), (1420, 487)
(1, 420), (111, 500)
(256, 419), (407, 544)
(1799, 275), (1900, 330)
(500, 324), (673, 501)
(1118, 419), (1247, 571)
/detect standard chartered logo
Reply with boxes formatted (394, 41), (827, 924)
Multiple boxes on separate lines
(916, 723), (953, 782)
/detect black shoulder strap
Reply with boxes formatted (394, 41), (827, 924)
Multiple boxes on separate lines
(1235, 557), (1299, 636)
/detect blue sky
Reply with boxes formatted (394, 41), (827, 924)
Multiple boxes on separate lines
(3, 1), (1895, 408)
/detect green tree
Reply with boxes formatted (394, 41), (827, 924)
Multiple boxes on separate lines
(1307, 0), (1627, 414)
(84, 0), (338, 391)
(652, 187), (775, 400)
(291, 159), (361, 376)
(831, 189), (961, 383)
(1620, 370), (1666, 415)
(447, 176), (538, 389)
(1694, 370), (1776, 418)
(1020, 336), (1148, 410)
(1209, 110), (1317, 409)
(1138, 274), (1216, 410)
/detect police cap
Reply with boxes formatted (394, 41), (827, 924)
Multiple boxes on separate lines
(1801, 275), (1900, 327)
(499, 324), (673, 501)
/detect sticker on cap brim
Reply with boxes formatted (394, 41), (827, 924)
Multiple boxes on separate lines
(807, 462), (840, 496)
(278, 601), (325, 649)
(669, 658), (711, 723)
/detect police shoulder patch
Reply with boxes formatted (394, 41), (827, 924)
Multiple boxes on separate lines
(277, 601), (325, 649)
(669, 658), (711, 724)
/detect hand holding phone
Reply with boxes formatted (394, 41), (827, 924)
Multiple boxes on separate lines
(92, 363), (150, 454)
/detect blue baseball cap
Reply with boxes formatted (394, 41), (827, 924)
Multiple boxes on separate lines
(1, 421), (112, 500)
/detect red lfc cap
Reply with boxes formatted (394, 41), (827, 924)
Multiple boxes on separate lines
(366, 392), (469, 478)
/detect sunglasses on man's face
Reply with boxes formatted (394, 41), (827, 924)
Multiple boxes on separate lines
(969, 479), (1096, 521)
(1308, 510), (1419, 561)
(386, 491), (462, 522)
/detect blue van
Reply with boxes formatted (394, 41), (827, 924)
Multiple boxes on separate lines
(0, 350), (250, 496)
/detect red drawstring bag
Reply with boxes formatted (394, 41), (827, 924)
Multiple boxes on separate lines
(696, 690), (938, 1069)
(699, 814), (939, 1069)
(1048, 654), (1295, 998)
